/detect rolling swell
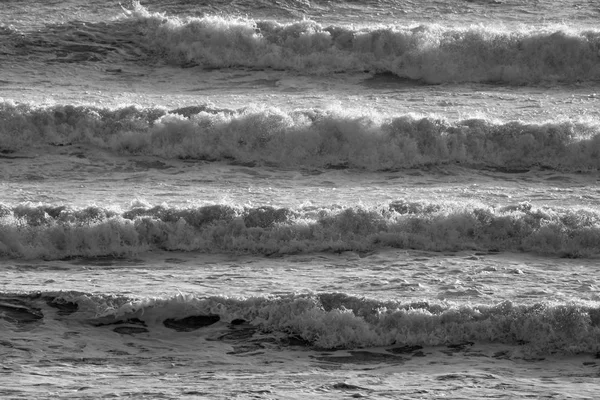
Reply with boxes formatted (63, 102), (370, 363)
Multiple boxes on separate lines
(4, 290), (600, 355)
(128, 4), (600, 84)
(1, 201), (599, 259)
(1, 102), (599, 171)
(0, 19), (147, 64)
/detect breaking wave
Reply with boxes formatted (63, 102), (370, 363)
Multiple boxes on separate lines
(4, 290), (600, 355)
(4, 3), (600, 84)
(1, 200), (600, 259)
(130, 3), (600, 84)
(2, 102), (600, 171)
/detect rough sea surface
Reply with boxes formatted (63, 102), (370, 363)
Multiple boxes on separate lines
(2, 0), (600, 398)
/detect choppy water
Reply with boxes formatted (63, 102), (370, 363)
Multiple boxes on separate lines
(2, 0), (600, 398)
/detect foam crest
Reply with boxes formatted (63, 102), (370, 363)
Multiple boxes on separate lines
(128, 3), (600, 83)
(1, 102), (600, 171)
(1, 201), (599, 259)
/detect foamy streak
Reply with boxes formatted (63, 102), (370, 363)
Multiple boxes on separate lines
(2, 102), (599, 171)
(127, 4), (600, 83)
(1, 201), (599, 259)
(9, 290), (600, 355)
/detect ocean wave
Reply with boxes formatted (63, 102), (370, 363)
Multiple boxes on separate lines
(2, 102), (600, 171)
(4, 3), (600, 84)
(1, 200), (599, 259)
(126, 3), (600, 84)
(5, 290), (600, 355)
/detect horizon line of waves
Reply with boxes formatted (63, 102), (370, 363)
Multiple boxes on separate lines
(8, 290), (600, 355)
(126, 3), (600, 84)
(1, 201), (600, 259)
(1, 102), (600, 172)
